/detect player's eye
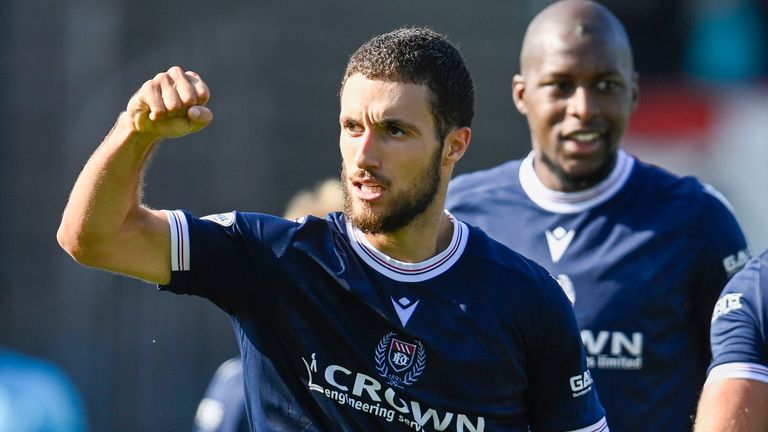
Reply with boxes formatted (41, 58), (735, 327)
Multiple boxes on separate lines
(547, 81), (573, 93)
(343, 120), (364, 134)
(595, 80), (621, 91)
(386, 125), (406, 138)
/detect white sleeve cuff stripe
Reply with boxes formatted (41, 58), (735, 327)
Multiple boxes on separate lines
(706, 362), (768, 386)
(563, 417), (609, 432)
(164, 210), (190, 271)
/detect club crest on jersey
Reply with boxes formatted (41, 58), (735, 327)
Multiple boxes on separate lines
(375, 332), (426, 388)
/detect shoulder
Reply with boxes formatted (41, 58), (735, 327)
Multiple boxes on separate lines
(628, 159), (742, 231)
(448, 160), (522, 198)
(629, 159), (731, 208)
(708, 251), (768, 378)
(191, 210), (342, 241)
(716, 251), (768, 310)
(463, 225), (564, 300)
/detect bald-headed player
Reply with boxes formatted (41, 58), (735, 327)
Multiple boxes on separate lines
(447, 1), (749, 431)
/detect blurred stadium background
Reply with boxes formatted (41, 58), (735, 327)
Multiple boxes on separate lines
(0, 0), (765, 430)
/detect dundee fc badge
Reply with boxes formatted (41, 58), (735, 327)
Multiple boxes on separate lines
(375, 332), (426, 388)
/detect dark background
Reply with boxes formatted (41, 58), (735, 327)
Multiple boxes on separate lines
(1, 0), (766, 430)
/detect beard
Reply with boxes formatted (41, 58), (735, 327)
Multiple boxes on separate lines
(342, 143), (442, 234)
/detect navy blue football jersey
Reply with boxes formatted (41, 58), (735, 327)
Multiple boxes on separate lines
(707, 250), (768, 384)
(446, 150), (749, 432)
(162, 210), (607, 432)
(192, 357), (249, 432)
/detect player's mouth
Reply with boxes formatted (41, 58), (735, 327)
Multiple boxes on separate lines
(561, 130), (606, 156)
(350, 176), (386, 202)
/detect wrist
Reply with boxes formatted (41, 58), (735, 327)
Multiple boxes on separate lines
(112, 112), (161, 149)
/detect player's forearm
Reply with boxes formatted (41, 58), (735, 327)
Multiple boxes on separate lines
(57, 112), (160, 266)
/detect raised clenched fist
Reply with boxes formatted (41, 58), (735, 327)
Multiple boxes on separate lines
(126, 66), (213, 139)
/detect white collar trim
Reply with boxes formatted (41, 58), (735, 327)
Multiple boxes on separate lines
(346, 211), (468, 282)
(519, 149), (634, 214)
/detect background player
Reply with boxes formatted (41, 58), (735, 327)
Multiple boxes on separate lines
(0, 347), (86, 432)
(694, 250), (768, 431)
(57, 27), (608, 431)
(446, 1), (749, 431)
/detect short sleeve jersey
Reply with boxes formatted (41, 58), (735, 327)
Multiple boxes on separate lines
(707, 250), (768, 384)
(162, 210), (607, 432)
(446, 150), (749, 432)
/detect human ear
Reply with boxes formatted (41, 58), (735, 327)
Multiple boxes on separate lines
(512, 74), (528, 115)
(442, 127), (471, 165)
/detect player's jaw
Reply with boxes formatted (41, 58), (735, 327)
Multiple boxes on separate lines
(341, 155), (441, 235)
(540, 125), (617, 191)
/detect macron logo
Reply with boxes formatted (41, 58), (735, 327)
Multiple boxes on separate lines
(391, 297), (419, 327)
(545, 227), (575, 264)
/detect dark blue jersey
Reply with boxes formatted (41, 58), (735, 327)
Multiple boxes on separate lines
(447, 150), (749, 432)
(192, 357), (249, 432)
(707, 250), (768, 384)
(162, 210), (607, 432)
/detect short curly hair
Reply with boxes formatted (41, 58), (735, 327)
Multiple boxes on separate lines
(341, 27), (474, 142)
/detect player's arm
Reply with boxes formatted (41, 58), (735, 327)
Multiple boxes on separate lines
(57, 66), (212, 284)
(694, 378), (768, 432)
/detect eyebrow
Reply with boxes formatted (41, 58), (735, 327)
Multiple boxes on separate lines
(379, 118), (419, 133)
(340, 116), (421, 134)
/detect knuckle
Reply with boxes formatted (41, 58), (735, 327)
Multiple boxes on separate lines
(181, 93), (198, 105)
(166, 100), (182, 112)
(142, 79), (158, 91)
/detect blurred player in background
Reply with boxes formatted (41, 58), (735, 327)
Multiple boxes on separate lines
(447, 1), (749, 431)
(192, 178), (342, 432)
(0, 347), (86, 432)
(57, 27), (608, 431)
(694, 250), (768, 431)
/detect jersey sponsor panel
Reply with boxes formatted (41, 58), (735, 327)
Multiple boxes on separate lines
(581, 330), (643, 370)
(722, 248), (750, 277)
(301, 331), (486, 432)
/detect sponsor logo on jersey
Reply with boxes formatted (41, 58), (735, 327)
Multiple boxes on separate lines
(201, 212), (236, 227)
(391, 296), (420, 327)
(569, 370), (594, 397)
(301, 348), (485, 431)
(555, 274), (575, 304)
(545, 226), (575, 264)
(723, 248), (750, 277)
(375, 332), (426, 388)
(581, 330), (643, 370)
(711, 293), (744, 323)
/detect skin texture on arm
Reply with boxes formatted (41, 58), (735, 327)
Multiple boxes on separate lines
(57, 66), (212, 284)
(695, 378), (768, 432)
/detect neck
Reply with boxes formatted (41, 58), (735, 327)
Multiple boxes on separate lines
(534, 152), (617, 192)
(363, 205), (453, 263)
